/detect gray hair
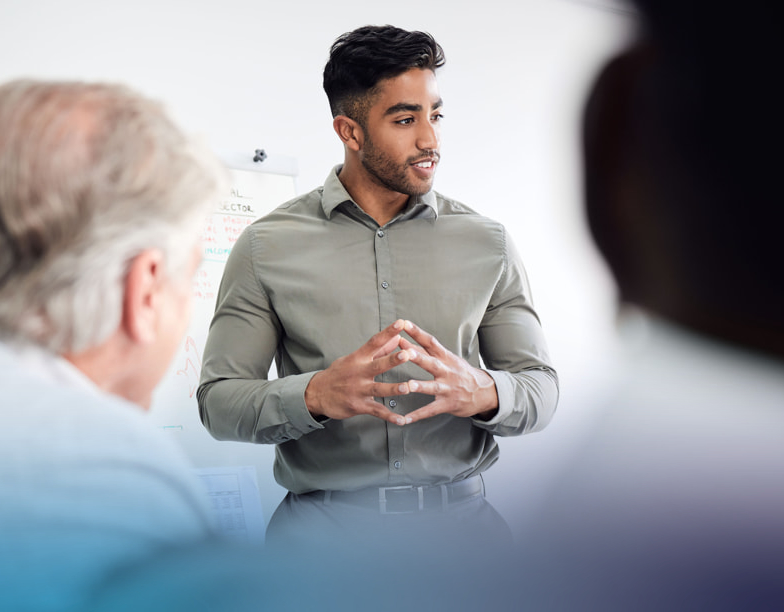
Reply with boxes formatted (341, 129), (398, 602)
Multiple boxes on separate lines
(0, 80), (226, 353)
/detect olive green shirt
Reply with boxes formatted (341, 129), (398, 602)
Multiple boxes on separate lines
(198, 167), (559, 494)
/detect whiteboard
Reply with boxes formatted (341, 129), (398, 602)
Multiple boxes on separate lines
(149, 156), (297, 523)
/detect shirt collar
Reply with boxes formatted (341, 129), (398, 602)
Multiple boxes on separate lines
(321, 165), (438, 223)
(0, 340), (99, 394)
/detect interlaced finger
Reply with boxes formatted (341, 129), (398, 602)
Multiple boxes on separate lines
(368, 346), (411, 377)
(404, 401), (447, 424)
(365, 320), (407, 359)
(403, 320), (447, 357)
(399, 337), (448, 377)
(360, 397), (407, 426)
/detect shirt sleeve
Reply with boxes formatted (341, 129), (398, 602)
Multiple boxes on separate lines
(471, 228), (559, 436)
(197, 229), (325, 444)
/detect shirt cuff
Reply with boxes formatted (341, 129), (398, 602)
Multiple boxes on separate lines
(471, 369), (513, 428)
(279, 371), (327, 436)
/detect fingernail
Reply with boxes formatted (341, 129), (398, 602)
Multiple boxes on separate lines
(398, 384), (409, 393)
(405, 416), (412, 425)
(408, 350), (417, 359)
(404, 320), (412, 331)
(397, 416), (406, 426)
(394, 320), (404, 330)
(409, 381), (418, 392)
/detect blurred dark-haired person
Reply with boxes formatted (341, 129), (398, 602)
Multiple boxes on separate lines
(513, 0), (784, 609)
(0, 80), (226, 611)
(198, 24), (558, 556)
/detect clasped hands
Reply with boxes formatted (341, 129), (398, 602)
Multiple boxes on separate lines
(304, 319), (498, 426)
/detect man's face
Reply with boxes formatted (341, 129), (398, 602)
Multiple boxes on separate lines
(359, 68), (443, 197)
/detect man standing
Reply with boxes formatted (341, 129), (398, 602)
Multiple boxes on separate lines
(0, 79), (225, 610)
(198, 25), (558, 551)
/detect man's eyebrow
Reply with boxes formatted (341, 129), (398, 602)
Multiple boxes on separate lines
(384, 103), (421, 116)
(383, 98), (444, 116)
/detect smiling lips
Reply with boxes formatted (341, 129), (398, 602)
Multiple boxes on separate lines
(412, 156), (438, 170)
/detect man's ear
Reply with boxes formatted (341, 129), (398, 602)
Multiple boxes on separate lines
(122, 249), (165, 344)
(333, 115), (364, 152)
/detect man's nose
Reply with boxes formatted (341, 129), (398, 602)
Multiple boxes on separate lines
(417, 120), (439, 151)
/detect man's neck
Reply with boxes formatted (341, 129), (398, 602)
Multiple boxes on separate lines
(64, 334), (151, 409)
(337, 162), (409, 227)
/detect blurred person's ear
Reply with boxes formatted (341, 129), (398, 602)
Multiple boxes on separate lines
(122, 249), (167, 345)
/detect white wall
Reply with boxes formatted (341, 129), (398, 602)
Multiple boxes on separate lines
(0, 0), (634, 536)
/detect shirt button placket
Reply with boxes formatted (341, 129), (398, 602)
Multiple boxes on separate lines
(374, 227), (395, 326)
(374, 226), (404, 479)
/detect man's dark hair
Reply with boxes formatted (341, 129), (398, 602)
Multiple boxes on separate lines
(323, 25), (445, 124)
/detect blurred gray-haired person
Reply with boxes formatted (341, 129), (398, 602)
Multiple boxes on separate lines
(0, 79), (225, 611)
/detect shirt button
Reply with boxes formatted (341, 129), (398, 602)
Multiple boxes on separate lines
(377, 230), (385, 237)
(381, 281), (389, 289)
(394, 461), (402, 469)
(389, 399), (397, 408)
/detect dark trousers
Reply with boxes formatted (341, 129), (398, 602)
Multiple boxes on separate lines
(266, 477), (513, 561)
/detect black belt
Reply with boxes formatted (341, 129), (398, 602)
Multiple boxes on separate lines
(310, 476), (484, 515)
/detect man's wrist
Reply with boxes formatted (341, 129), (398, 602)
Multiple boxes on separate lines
(473, 369), (499, 420)
(304, 371), (324, 417)
(474, 406), (499, 421)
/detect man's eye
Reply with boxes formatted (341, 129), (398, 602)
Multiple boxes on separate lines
(432, 113), (445, 122)
(396, 118), (414, 125)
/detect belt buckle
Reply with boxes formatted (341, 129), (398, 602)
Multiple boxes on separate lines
(379, 485), (423, 514)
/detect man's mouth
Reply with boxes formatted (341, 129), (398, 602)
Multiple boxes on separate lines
(412, 157), (438, 169)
